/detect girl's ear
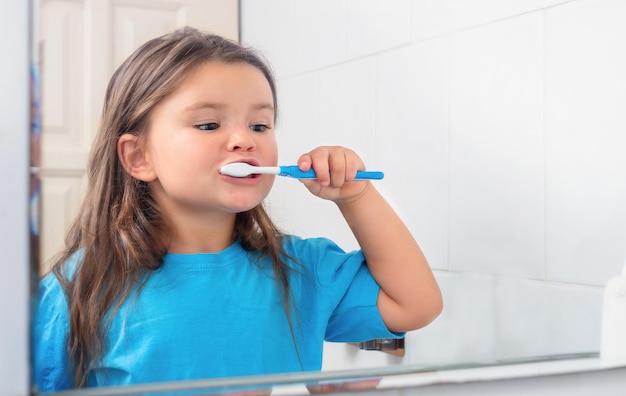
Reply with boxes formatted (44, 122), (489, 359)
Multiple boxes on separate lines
(117, 134), (157, 182)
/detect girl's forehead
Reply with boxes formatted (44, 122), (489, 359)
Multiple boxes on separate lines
(167, 61), (274, 103)
(184, 61), (268, 87)
(171, 62), (274, 105)
(147, 61), (275, 121)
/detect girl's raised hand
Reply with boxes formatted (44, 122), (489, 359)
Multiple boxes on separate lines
(299, 146), (443, 332)
(297, 146), (370, 203)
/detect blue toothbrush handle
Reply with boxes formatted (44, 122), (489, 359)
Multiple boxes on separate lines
(279, 166), (384, 180)
(354, 170), (385, 180)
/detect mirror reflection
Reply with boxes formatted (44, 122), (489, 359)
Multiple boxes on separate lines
(35, 23), (442, 390)
(36, 0), (626, 393)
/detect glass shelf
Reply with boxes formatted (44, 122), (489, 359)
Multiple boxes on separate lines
(40, 352), (603, 396)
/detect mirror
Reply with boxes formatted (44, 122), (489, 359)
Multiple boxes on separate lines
(36, 0), (626, 393)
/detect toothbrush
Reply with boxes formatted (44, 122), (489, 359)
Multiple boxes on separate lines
(220, 163), (384, 180)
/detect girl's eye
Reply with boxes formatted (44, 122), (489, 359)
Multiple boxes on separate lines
(197, 122), (219, 131)
(250, 124), (269, 133)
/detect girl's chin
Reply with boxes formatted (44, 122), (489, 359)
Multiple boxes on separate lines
(222, 189), (271, 213)
(225, 200), (265, 214)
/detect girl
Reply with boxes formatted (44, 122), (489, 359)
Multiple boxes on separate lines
(34, 27), (442, 391)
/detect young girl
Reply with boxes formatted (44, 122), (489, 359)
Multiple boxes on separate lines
(34, 27), (442, 391)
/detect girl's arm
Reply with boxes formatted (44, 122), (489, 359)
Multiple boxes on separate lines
(298, 146), (443, 333)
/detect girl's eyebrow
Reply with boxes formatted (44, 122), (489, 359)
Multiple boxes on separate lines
(184, 102), (224, 111)
(252, 103), (275, 112)
(184, 102), (275, 112)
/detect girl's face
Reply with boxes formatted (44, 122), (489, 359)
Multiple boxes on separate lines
(141, 61), (278, 218)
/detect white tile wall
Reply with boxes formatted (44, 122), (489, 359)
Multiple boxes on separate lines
(239, 0), (295, 77)
(403, 273), (601, 366)
(375, 39), (449, 270)
(493, 277), (602, 358)
(493, 0), (575, 21)
(241, 0), (623, 373)
(404, 272), (498, 366)
(290, 0), (347, 74)
(241, 0), (347, 78)
(448, 13), (545, 278)
(544, 0), (626, 286)
(317, 58), (377, 161)
(410, 0), (494, 42)
(345, 0), (410, 59)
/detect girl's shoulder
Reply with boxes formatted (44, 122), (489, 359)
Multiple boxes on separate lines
(38, 249), (85, 301)
(280, 234), (349, 255)
(279, 234), (365, 275)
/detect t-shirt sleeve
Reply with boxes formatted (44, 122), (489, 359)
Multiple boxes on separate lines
(33, 273), (73, 391)
(325, 262), (404, 342)
(296, 237), (404, 342)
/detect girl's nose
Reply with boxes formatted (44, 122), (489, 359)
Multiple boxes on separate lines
(226, 127), (256, 152)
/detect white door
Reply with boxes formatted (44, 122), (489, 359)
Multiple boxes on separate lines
(39, 0), (239, 273)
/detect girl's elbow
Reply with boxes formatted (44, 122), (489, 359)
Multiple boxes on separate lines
(408, 292), (444, 330)
(426, 294), (444, 325)
(379, 288), (443, 332)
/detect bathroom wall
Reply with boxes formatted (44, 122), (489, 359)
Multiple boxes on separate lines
(240, 0), (626, 370)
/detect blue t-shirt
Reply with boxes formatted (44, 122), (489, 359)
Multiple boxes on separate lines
(34, 236), (402, 390)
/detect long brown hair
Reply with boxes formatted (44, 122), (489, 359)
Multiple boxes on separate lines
(50, 27), (293, 388)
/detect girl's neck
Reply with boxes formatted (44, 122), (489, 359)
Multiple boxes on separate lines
(164, 213), (236, 254)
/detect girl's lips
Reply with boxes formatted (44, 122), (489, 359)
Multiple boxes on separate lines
(221, 173), (264, 185)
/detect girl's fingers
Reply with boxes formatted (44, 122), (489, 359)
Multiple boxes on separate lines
(299, 146), (365, 190)
(307, 148), (332, 186)
(327, 148), (347, 187)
